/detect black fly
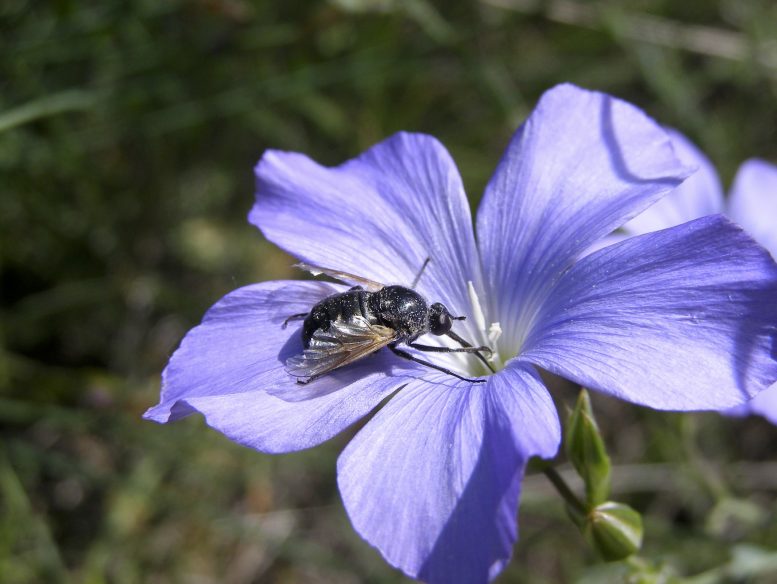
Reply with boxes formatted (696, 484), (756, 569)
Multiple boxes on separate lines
(282, 261), (495, 384)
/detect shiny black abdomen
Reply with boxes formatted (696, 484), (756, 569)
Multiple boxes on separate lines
(302, 288), (375, 348)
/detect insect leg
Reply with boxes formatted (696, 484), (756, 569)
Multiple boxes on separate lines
(389, 344), (486, 383)
(282, 313), (308, 329)
(445, 330), (497, 374)
(408, 342), (492, 355)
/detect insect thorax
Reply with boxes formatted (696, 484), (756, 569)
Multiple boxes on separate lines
(372, 285), (428, 339)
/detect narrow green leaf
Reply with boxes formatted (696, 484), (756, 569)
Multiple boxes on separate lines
(0, 90), (99, 133)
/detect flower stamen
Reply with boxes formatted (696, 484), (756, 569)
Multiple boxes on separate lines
(467, 281), (487, 334)
(468, 281), (504, 370)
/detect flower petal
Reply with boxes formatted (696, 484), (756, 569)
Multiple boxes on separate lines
(728, 159), (777, 259)
(251, 132), (483, 320)
(581, 233), (629, 258)
(520, 215), (777, 410)
(741, 382), (777, 424)
(144, 281), (410, 453)
(476, 84), (692, 351)
(726, 382), (777, 424)
(622, 129), (724, 235)
(337, 364), (560, 584)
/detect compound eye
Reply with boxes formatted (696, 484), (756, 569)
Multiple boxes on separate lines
(429, 303), (453, 335)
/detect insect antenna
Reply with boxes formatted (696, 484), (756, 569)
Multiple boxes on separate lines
(445, 329), (496, 374)
(410, 257), (431, 289)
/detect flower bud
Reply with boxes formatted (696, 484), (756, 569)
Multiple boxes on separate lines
(585, 501), (644, 561)
(566, 389), (611, 506)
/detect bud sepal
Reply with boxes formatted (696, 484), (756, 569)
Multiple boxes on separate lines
(566, 389), (611, 506)
(584, 501), (644, 562)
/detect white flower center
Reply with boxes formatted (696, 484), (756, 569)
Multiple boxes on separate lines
(467, 281), (504, 371)
(411, 282), (506, 379)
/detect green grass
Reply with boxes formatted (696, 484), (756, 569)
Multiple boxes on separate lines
(2, 1), (777, 582)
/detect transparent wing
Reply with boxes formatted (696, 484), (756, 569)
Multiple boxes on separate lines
(294, 262), (385, 292)
(285, 316), (396, 381)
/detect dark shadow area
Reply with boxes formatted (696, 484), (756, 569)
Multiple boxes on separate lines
(732, 284), (777, 401)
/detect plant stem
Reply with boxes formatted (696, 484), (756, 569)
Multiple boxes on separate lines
(542, 466), (588, 515)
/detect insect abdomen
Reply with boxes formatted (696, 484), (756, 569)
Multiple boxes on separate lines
(302, 289), (374, 348)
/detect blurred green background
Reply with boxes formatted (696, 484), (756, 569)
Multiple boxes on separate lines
(2, 1), (777, 582)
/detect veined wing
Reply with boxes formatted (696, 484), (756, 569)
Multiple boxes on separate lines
(285, 316), (396, 381)
(294, 262), (384, 292)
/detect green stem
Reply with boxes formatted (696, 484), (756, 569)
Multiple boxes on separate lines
(680, 414), (729, 501)
(543, 466), (588, 515)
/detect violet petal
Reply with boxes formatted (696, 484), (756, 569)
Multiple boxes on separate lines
(728, 158), (777, 259)
(477, 84), (692, 347)
(337, 364), (560, 584)
(521, 215), (777, 410)
(144, 281), (407, 453)
(251, 132), (483, 319)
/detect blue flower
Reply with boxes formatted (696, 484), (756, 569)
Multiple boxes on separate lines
(145, 85), (777, 584)
(594, 129), (777, 425)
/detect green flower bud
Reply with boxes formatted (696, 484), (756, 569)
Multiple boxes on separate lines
(585, 501), (644, 562)
(566, 389), (611, 506)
